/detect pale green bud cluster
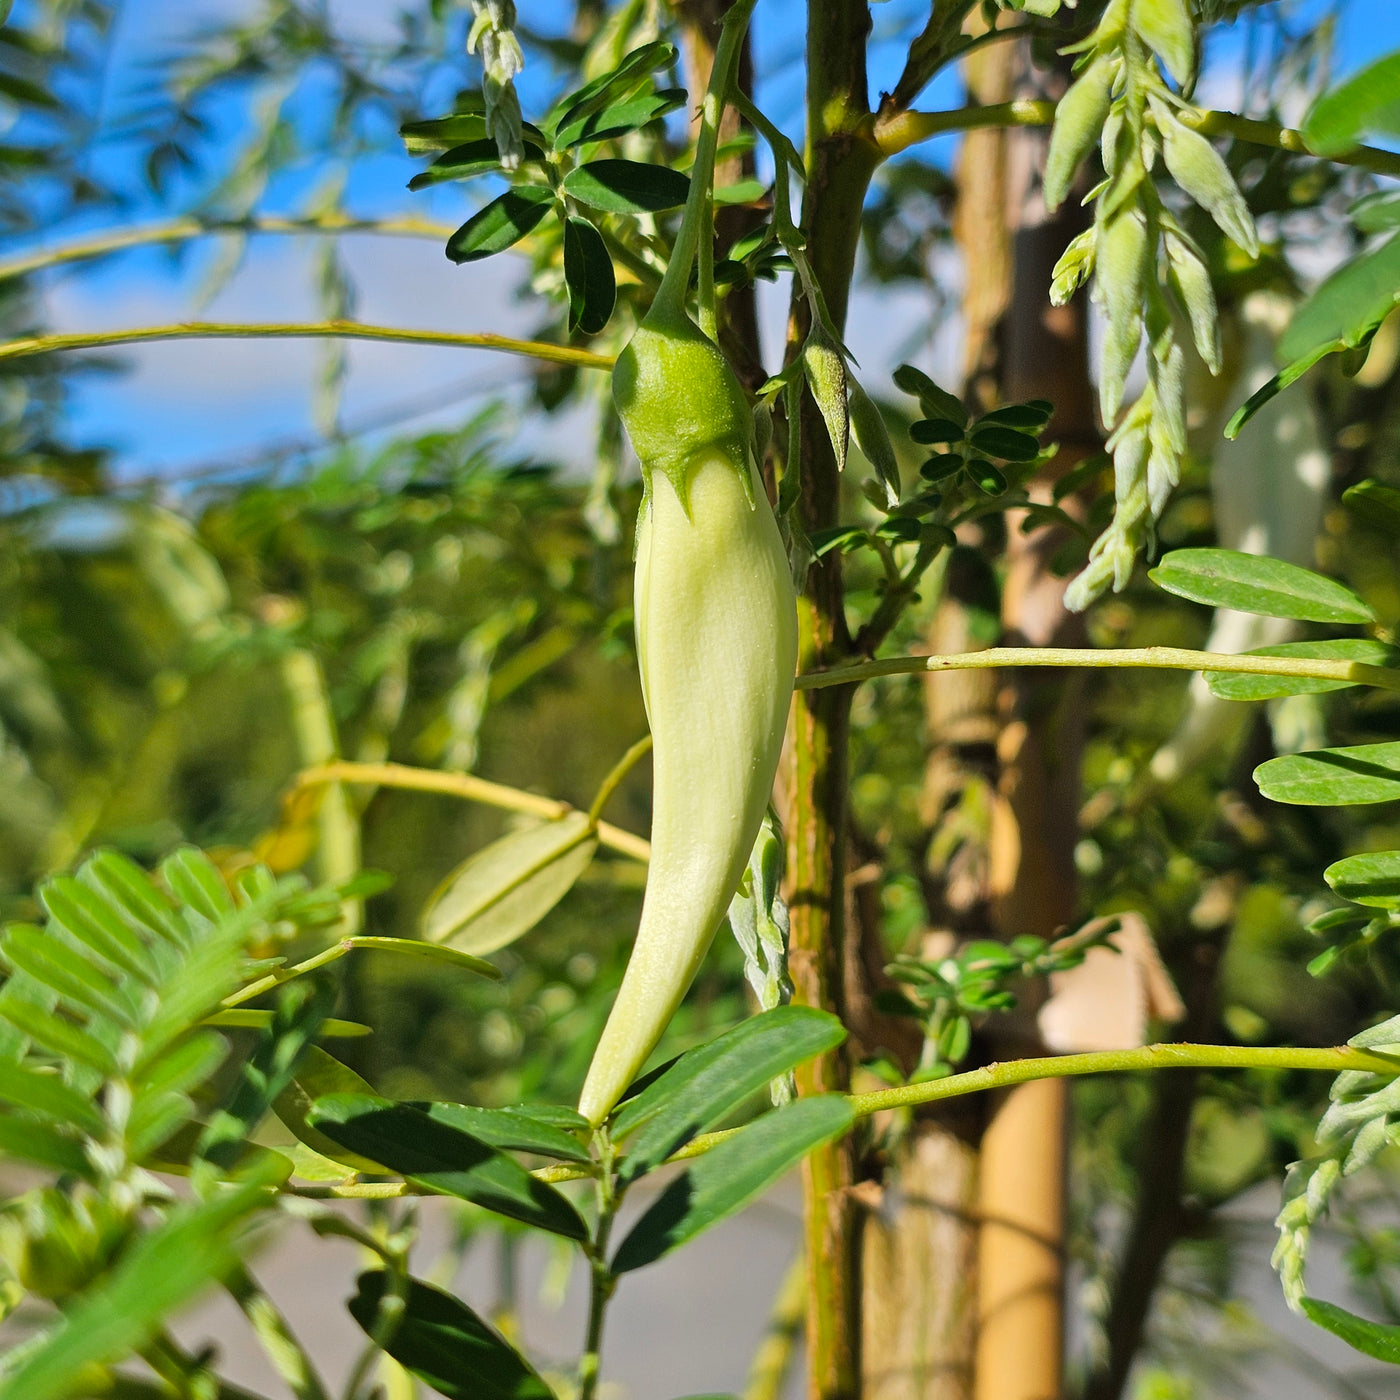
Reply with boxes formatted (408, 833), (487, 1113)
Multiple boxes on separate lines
(468, 0), (526, 170)
(1044, 0), (1260, 611)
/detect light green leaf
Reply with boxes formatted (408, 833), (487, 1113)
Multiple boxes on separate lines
(1149, 549), (1374, 624)
(345, 936), (499, 979)
(421, 812), (597, 955)
(1324, 851), (1400, 908)
(1300, 1296), (1400, 1363)
(1302, 50), (1400, 155)
(1254, 743), (1400, 806)
(1204, 640), (1398, 700)
(1278, 234), (1400, 365)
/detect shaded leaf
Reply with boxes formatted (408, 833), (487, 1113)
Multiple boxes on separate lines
(1344, 479), (1400, 535)
(446, 187), (556, 264)
(611, 1005), (846, 1182)
(420, 1103), (590, 1163)
(349, 1271), (554, 1400)
(611, 1096), (854, 1273)
(408, 138), (544, 190)
(563, 215), (616, 335)
(554, 88), (686, 148)
(562, 159), (689, 214)
(1278, 234), (1400, 365)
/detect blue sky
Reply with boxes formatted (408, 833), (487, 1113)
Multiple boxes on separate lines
(23, 0), (1400, 484)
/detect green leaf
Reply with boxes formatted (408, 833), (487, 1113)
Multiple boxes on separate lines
(401, 111), (546, 156)
(161, 847), (236, 924)
(206, 1008), (369, 1037)
(714, 178), (767, 206)
(419, 1103), (590, 1163)
(421, 812), (597, 955)
(910, 418), (965, 446)
(807, 525), (865, 558)
(563, 215), (616, 335)
(969, 460), (1008, 495)
(0, 923), (136, 1028)
(893, 365), (967, 426)
(408, 138), (544, 190)
(1324, 851), (1400, 908)
(1302, 51), (1400, 155)
(1148, 549), (1374, 624)
(273, 1045), (385, 1174)
(0, 997), (118, 1075)
(547, 39), (679, 135)
(969, 425), (1041, 462)
(977, 404), (1051, 430)
(0, 1173), (275, 1400)
(308, 1094), (588, 1240)
(1204, 640), (1398, 700)
(919, 454), (964, 482)
(446, 187), (556, 264)
(79, 850), (184, 947)
(1300, 1296), (1400, 1363)
(561, 159), (689, 214)
(1278, 234), (1400, 365)
(1224, 338), (1347, 441)
(349, 1271), (554, 1400)
(610, 1005), (847, 1182)
(0, 1115), (92, 1177)
(1351, 189), (1400, 234)
(344, 936), (500, 979)
(0, 1061), (104, 1136)
(39, 878), (159, 985)
(1254, 743), (1400, 806)
(611, 1096), (855, 1273)
(554, 88), (686, 149)
(1344, 479), (1400, 536)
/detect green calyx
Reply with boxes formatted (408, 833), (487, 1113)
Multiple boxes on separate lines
(612, 309), (754, 511)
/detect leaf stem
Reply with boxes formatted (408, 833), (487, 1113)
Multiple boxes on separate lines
(291, 760), (650, 862)
(587, 734), (653, 825)
(794, 645), (1400, 693)
(0, 214), (457, 284)
(873, 99), (1400, 176)
(578, 1133), (619, 1400)
(0, 321), (615, 372)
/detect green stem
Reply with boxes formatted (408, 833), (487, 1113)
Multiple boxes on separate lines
(0, 321), (614, 371)
(0, 215), (456, 284)
(291, 759), (651, 862)
(224, 1263), (330, 1400)
(587, 734), (653, 825)
(651, 0), (759, 321)
(874, 98), (1400, 176)
(578, 1135), (619, 1400)
(795, 644), (1400, 693)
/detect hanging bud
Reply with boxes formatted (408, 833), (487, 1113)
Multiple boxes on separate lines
(1155, 103), (1259, 256)
(802, 326), (849, 473)
(848, 376), (901, 507)
(1094, 207), (1150, 423)
(1164, 228), (1221, 372)
(1133, 0), (1196, 88)
(1044, 55), (1117, 211)
(1051, 227), (1097, 306)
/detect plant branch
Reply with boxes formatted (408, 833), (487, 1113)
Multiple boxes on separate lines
(873, 99), (1400, 176)
(291, 759), (651, 862)
(0, 321), (615, 372)
(795, 645), (1400, 693)
(0, 214), (456, 284)
(587, 735), (652, 825)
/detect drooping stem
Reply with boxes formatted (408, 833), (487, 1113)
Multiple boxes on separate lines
(587, 734), (653, 825)
(651, 0), (760, 323)
(0, 321), (615, 371)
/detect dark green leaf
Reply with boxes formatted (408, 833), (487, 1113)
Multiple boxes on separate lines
(309, 1095), (587, 1239)
(808, 525), (866, 558)
(1325, 851), (1400, 908)
(446, 187), (556, 264)
(875, 516), (922, 544)
(554, 88), (686, 148)
(909, 418), (964, 446)
(1149, 549), (1374, 624)
(506, 1102), (591, 1131)
(611, 1096), (855, 1272)
(1302, 51), (1400, 155)
(610, 1005), (846, 1182)
(1344, 479), (1400, 535)
(0, 71), (58, 109)
(418, 1103), (590, 1163)
(1278, 234), (1400, 364)
(977, 404), (1052, 430)
(970, 460), (1009, 495)
(1300, 1296), (1400, 1363)
(273, 1045), (385, 1174)
(1254, 743), (1400, 806)
(919, 454), (964, 482)
(892, 365), (967, 425)
(349, 1271), (554, 1400)
(562, 159), (689, 214)
(401, 113), (488, 154)
(563, 216), (616, 334)
(969, 425), (1042, 461)
(408, 138), (544, 190)
(547, 40), (679, 135)
(1204, 639), (1398, 700)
